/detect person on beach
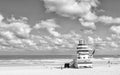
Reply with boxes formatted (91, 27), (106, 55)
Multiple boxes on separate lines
(108, 60), (111, 67)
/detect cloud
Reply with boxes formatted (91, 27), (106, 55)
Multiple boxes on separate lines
(88, 36), (94, 44)
(7, 15), (28, 23)
(106, 37), (112, 41)
(109, 41), (119, 48)
(111, 34), (120, 39)
(34, 19), (61, 37)
(83, 29), (94, 34)
(110, 26), (120, 34)
(0, 16), (32, 39)
(0, 38), (8, 46)
(8, 39), (22, 44)
(43, 0), (120, 29)
(0, 31), (16, 40)
(88, 36), (103, 43)
(87, 36), (120, 50)
(39, 30), (82, 49)
(0, 14), (35, 50)
(88, 36), (108, 47)
(31, 35), (48, 44)
(56, 31), (81, 48)
(1, 13), (120, 51)
(0, 14), (83, 51)
(62, 31), (81, 43)
(43, 0), (99, 28)
(44, 0), (98, 19)
(82, 11), (98, 21)
(80, 21), (96, 29)
(0, 14), (4, 22)
(99, 16), (120, 24)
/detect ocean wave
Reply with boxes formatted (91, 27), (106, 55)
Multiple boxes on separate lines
(0, 58), (119, 65)
(0, 59), (71, 65)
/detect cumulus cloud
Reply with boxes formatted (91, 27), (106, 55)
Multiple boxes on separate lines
(7, 15), (28, 23)
(88, 36), (103, 43)
(43, 0), (120, 29)
(1, 12), (120, 51)
(99, 16), (120, 24)
(80, 21), (96, 29)
(0, 14), (83, 51)
(87, 36), (120, 50)
(0, 38), (8, 46)
(0, 14), (35, 50)
(30, 31), (81, 50)
(44, 0), (98, 19)
(43, 0), (99, 29)
(111, 34), (120, 39)
(62, 31), (81, 43)
(31, 35), (48, 44)
(40, 30), (82, 49)
(83, 29), (94, 34)
(110, 26), (120, 34)
(106, 37), (112, 41)
(0, 15), (4, 22)
(0, 31), (16, 40)
(88, 36), (94, 44)
(88, 36), (107, 47)
(34, 19), (61, 37)
(109, 41), (119, 48)
(0, 16), (31, 39)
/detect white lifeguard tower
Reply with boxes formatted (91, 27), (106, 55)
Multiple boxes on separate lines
(64, 39), (95, 68)
(75, 40), (94, 68)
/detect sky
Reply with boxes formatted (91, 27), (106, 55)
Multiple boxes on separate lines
(0, 0), (120, 55)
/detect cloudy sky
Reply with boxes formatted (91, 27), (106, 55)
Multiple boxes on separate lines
(0, 0), (120, 55)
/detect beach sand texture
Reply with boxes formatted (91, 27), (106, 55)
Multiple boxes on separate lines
(0, 58), (120, 75)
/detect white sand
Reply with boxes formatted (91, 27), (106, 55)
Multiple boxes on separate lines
(0, 59), (120, 75)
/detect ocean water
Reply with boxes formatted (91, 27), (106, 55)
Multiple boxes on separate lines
(0, 55), (119, 60)
(0, 55), (75, 60)
(0, 55), (74, 65)
(0, 55), (119, 66)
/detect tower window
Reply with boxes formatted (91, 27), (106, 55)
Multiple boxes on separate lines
(83, 57), (85, 59)
(78, 57), (81, 59)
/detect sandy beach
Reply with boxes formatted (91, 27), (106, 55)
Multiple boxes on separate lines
(0, 58), (120, 75)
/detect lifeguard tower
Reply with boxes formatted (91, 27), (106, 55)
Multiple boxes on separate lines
(64, 40), (95, 68)
(75, 40), (94, 68)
